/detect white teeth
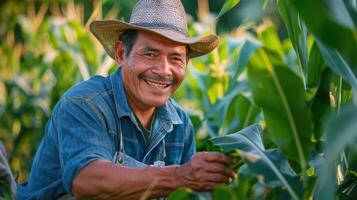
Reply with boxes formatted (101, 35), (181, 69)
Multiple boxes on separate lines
(145, 80), (168, 89)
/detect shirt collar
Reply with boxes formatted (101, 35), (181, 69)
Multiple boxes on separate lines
(110, 67), (183, 132)
(156, 99), (183, 132)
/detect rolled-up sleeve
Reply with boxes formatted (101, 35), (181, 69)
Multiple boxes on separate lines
(56, 98), (113, 193)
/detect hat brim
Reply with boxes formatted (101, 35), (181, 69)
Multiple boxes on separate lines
(89, 20), (219, 59)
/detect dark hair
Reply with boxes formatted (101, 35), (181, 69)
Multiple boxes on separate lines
(119, 29), (139, 57)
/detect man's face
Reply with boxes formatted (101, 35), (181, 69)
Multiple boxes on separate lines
(116, 31), (188, 111)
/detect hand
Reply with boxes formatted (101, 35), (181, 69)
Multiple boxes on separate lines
(174, 152), (237, 191)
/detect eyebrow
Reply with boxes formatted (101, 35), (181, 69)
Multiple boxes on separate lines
(141, 46), (186, 57)
(141, 46), (159, 53)
(171, 52), (186, 58)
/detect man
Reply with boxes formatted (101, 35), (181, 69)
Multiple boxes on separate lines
(17, 0), (237, 199)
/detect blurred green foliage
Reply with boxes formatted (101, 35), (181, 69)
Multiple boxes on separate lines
(1, 0), (357, 199)
(0, 0), (117, 182)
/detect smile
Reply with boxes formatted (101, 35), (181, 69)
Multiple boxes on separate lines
(144, 79), (169, 89)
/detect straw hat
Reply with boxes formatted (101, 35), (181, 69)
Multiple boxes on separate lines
(90, 0), (219, 59)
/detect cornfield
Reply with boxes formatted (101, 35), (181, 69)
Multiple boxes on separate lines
(0, 0), (356, 199)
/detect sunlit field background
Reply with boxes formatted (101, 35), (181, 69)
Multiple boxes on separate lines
(1, 0), (356, 199)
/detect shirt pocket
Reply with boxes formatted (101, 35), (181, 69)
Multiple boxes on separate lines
(164, 142), (184, 165)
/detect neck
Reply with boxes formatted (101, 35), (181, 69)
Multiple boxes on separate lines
(131, 106), (155, 129)
(125, 91), (155, 129)
(121, 75), (156, 129)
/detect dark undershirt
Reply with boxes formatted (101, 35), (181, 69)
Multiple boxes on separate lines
(133, 111), (156, 147)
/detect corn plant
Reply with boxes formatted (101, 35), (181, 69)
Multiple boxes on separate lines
(1, 0), (356, 199)
(0, 1), (117, 182)
(170, 0), (357, 199)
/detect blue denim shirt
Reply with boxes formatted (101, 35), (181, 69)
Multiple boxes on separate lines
(16, 68), (195, 200)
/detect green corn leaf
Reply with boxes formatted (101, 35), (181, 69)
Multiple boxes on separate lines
(262, 0), (272, 10)
(209, 124), (303, 200)
(289, 0), (357, 66)
(309, 68), (333, 140)
(257, 22), (285, 60)
(227, 39), (261, 89)
(217, 0), (241, 19)
(212, 185), (238, 200)
(317, 40), (357, 92)
(185, 68), (211, 111)
(278, 0), (309, 75)
(167, 188), (202, 200)
(207, 139), (244, 171)
(247, 47), (313, 169)
(344, 0), (357, 26)
(233, 39), (262, 80)
(315, 104), (357, 200)
(0, 180), (13, 200)
(306, 41), (326, 88)
(220, 92), (261, 134)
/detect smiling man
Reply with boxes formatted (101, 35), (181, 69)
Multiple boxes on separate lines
(117, 30), (187, 129)
(16, 0), (236, 199)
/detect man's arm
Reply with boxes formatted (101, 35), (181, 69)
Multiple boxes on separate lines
(72, 152), (237, 199)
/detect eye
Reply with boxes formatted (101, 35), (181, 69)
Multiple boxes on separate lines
(171, 56), (186, 66)
(144, 52), (156, 58)
(171, 56), (184, 63)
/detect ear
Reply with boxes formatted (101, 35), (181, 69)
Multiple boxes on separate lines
(114, 41), (125, 65)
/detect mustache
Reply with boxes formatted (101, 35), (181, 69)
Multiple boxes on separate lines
(139, 73), (177, 84)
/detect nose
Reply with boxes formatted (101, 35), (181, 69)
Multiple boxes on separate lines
(152, 56), (172, 76)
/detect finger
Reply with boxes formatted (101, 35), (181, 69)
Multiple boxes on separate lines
(205, 163), (237, 179)
(203, 152), (235, 164)
(203, 173), (233, 184)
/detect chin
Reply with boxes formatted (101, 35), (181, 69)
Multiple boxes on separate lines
(146, 98), (170, 107)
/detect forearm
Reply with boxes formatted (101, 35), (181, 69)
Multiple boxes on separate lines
(72, 160), (183, 199)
